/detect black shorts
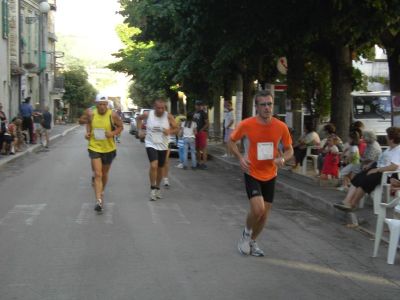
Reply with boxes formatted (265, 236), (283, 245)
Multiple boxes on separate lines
(244, 173), (276, 203)
(146, 147), (167, 167)
(88, 149), (116, 165)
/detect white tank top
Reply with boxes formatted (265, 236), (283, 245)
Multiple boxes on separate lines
(145, 110), (170, 150)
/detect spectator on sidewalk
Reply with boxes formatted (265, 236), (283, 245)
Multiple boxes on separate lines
(334, 127), (400, 211)
(174, 113), (186, 169)
(317, 123), (343, 173)
(351, 121), (366, 156)
(222, 101), (235, 157)
(180, 112), (197, 169)
(320, 135), (340, 179)
(292, 122), (320, 169)
(0, 102), (7, 150)
(337, 131), (361, 191)
(19, 97), (34, 144)
(41, 106), (52, 148)
(11, 117), (24, 152)
(193, 100), (209, 169)
(33, 103), (43, 145)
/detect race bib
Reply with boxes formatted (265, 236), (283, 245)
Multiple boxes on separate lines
(152, 127), (163, 144)
(93, 128), (106, 140)
(257, 142), (274, 160)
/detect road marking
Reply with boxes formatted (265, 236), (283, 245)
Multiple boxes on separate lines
(104, 203), (115, 224)
(0, 204), (47, 226)
(75, 203), (115, 224)
(74, 203), (92, 224)
(147, 202), (190, 224)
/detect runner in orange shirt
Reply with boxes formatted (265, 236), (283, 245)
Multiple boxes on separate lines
(228, 90), (293, 256)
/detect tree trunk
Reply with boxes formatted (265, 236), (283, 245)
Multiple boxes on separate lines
(330, 45), (352, 140)
(287, 51), (305, 141)
(223, 78), (233, 102)
(213, 93), (222, 140)
(242, 72), (255, 120)
(168, 89), (179, 115)
(236, 73), (243, 124)
(384, 33), (400, 127)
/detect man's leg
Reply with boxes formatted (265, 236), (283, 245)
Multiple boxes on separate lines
(91, 158), (103, 202)
(349, 187), (365, 208)
(247, 197), (271, 240)
(101, 163), (112, 193)
(149, 160), (158, 187)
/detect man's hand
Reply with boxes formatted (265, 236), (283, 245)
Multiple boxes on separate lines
(239, 156), (251, 173)
(273, 157), (285, 168)
(105, 131), (115, 139)
(85, 132), (91, 140)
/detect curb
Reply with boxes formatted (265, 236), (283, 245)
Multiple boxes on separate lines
(0, 124), (80, 168)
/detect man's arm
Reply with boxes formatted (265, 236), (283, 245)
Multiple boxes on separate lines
(137, 113), (148, 138)
(274, 144), (294, 167)
(228, 136), (250, 173)
(166, 113), (178, 135)
(104, 111), (123, 139)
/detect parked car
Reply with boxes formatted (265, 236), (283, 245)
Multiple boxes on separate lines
(122, 111), (134, 123)
(129, 112), (140, 135)
(168, 135), (179, 156)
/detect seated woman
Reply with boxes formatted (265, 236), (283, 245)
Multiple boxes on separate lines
(292, 122), (320, 169)
(334, 127), (400, 211)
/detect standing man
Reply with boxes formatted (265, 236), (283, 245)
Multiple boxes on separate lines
(228, 91), (293, 257)
(19, 97), (34, 144)
(41, 106), (52, 148)
(85, 95), (123, 212)
(222, 100), (235, 157)
(193, 100), (209, 169)
(32, 103), (43, 145)
(137, 99), (178, 201)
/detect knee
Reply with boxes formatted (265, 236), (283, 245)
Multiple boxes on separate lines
(150, 161), (158, 170)
(94, 170), (103, 179)
(253, 207), (267, 221)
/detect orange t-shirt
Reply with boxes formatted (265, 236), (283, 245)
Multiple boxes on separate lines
(230, 116), (292, 181)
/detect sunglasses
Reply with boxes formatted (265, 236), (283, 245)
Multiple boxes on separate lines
(258, 102), (273, 107)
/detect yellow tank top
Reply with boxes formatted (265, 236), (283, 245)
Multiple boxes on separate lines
(88, 109), (116, 153)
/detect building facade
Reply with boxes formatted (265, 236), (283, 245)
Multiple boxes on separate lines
(1, 0), (62, 121)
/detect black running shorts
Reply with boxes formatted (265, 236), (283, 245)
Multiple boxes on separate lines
(88, 149), (116, 165)
(146, 147), (168, 167)
(244, 173), (276, 203)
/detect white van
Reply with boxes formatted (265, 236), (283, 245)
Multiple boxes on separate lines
(352, 90), (391, 145)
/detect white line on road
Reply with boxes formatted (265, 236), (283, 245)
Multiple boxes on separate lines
(104, 203), (115, 224)
(0, 204), (47, 226)
(74, 203), (92, 224)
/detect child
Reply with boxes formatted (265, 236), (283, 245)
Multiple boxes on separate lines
(337, 131), (361, 191)
(180, 112), (197, 169)
(320, 136), (340, 179)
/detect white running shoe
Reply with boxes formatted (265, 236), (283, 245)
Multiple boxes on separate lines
(237, 230), (251, 255)
(155, 189), (162, 199)
(163, 178), (170, 188)
(150, 189), (157, 201)
(250, 240), (265, 257)
(176, 163), (184, 169)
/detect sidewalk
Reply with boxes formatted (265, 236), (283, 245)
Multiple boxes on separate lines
(207, 141), (390, 243)
(0, 123), (80, 168)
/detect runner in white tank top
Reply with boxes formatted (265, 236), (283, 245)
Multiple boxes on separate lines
(137, 99), (178, 200)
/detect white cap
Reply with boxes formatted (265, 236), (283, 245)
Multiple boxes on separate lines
(95, 94), (108, 102)
(108, 100), (114, 109)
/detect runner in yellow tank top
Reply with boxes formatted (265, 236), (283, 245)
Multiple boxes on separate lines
(84, 95), (123, 212)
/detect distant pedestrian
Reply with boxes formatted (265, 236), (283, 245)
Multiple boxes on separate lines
(137, 99), (178, 201)
(229, 91), (293, 257)
(0, 102), (7, 151)
(193, 100), (209, 169)
(320, 135), (340, 179)
(41, 106), (52, 148)
(180, 112), (197, 169)
(32, 103), (43, 144)
(222, 101), (235, 157)
(85, 95), (123, 212)
(174, 113), (186, 169)
(19, 97), (34, 144)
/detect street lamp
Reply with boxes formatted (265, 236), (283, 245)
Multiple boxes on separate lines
(39, 0), (50, 110)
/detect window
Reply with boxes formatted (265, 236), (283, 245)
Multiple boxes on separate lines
(2, 0), (8, 39)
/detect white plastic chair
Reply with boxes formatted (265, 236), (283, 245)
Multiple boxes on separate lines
(301, 146), (319, 175)
(369, 171), (400, 215)
(384, 218), (400, 264)
(373, 184), (400, 258)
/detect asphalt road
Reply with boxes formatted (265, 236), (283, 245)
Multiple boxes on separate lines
(0, 126), (399, 300)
